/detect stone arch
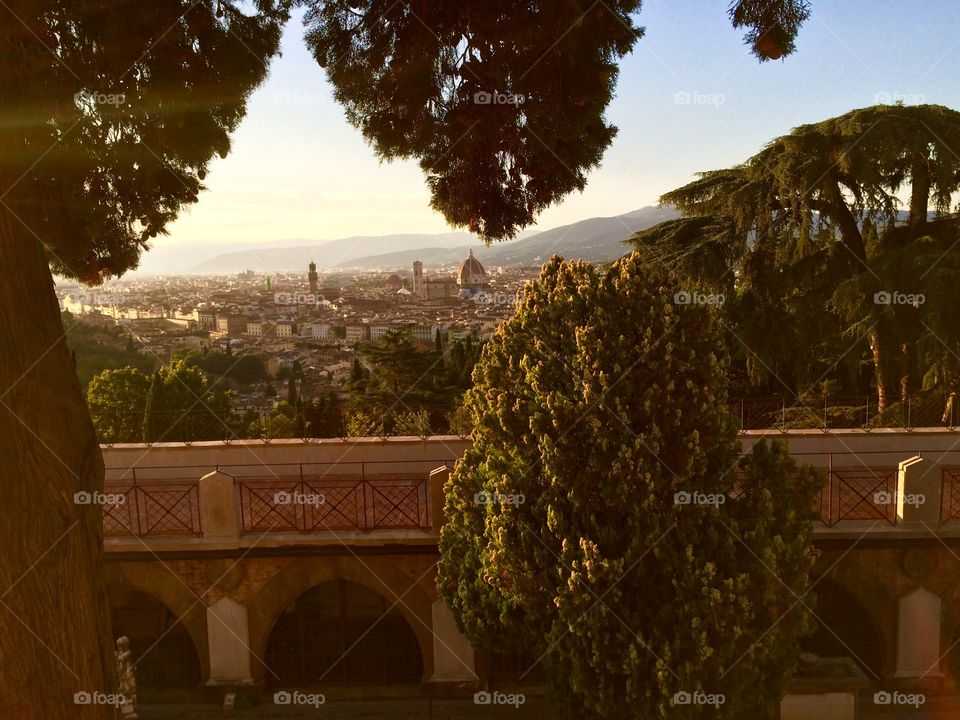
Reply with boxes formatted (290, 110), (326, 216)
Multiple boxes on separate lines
(803, 573), (889, 681)
(106, 561), (209, 684)
(248, 556), (435, 683)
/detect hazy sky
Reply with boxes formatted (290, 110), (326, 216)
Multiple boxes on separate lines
(157, 0), (960, 249)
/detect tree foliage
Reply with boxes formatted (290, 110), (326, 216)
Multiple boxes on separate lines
(303, 391), (346, 437)
(141, 360), (232, 441)
(181, 349), (268, 386)
(86, 367), (151, 442)
(438, 253), (822, 718)
(635, 104), (960, 411)
(301, 0), (810, 241)
(729, 0), (811, 61)
(2, 0), (289, 282)
(302, 0), (643, 241)
(353, 327), (481, 430)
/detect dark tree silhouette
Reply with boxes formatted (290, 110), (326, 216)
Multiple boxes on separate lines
(0, 2), (287, 716)
(729, 0), (811, 60)
(301, 0), (810, 241)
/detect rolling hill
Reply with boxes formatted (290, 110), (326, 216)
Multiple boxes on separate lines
(181, 232), (483, 274)
(335, 206), (680, 270)
(137, 206), (680, 274)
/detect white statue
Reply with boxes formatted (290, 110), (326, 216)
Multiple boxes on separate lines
(116, 636), (138, 719)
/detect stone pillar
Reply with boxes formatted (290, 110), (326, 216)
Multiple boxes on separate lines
(429, 599), (477, 683)
(896, 587), (943, 678)
(429, 466), (451, 531)
(199, 470), (240, 540)
(206, 597), (254, 685)
(896, 456), (941, 526)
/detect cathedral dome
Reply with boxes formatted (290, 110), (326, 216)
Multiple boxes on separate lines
(457, 249), (487, 292)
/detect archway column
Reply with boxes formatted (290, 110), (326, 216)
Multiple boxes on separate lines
(896, 587), (944, 679)
(429, 599), (477, 683)
(206, 597), (254, 685)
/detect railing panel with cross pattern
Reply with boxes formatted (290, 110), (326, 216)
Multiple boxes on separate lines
(103, 479), (202, 537)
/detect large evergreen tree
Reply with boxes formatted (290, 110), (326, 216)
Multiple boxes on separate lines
(634, 104), (960, 413)
(0, 3), (286, 716)
(438, 253), (822, 718)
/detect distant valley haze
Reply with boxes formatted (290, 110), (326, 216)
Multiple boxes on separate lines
(134, 206), (679, 275)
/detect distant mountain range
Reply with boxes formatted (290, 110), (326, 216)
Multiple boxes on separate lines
(185, 232), (482, 274)
(336, 206), (680, 270)
(135, 206), (679, 274)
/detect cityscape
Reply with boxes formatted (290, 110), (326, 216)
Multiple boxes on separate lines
(59, 253), (523, 392)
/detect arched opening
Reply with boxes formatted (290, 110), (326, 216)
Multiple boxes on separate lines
(265, 579), (423, 684)
(111, 590), (202, 691)
(800, 579), (884, 680)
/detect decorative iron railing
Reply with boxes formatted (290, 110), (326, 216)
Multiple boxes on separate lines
(101, 450), (929, 538)
(727, 394), (957, 431)
(236, 475), (430, 533)
(101, 458), (451, 539)
(103, 478), (202, 537)
(821, 467), (898, 527)
(940, 468), (960, 524)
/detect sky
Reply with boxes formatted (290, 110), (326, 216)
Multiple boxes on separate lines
(155, 0), (960, 251)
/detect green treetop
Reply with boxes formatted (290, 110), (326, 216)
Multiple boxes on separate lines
(438, 252), (822, 718)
